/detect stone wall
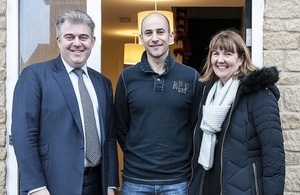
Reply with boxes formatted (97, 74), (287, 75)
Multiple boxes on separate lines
(0, 0), (6, 194)
(264, 0), (300, 194)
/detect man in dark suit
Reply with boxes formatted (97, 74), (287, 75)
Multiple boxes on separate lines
(11, 10), (118, 195)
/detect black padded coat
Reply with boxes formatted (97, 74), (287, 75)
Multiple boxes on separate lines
(188, 67), (285, 195)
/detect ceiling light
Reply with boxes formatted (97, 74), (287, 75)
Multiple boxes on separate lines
(124, 35), (145, 65)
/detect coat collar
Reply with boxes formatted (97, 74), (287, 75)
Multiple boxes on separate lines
(239, 66), (280, 99)
(203, 66), (280, 103)
(139, 51), (175, 73)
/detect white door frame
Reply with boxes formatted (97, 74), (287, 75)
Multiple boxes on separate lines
(6, 0), (19, 194)
(5, 1), (101, 194)
(252, 0), (264, 68)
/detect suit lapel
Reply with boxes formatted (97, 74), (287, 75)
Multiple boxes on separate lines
(51, 56), (84, 135)
(89, 69), (107, 142)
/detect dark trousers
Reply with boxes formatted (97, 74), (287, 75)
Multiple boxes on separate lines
(82, 165), (102, 195)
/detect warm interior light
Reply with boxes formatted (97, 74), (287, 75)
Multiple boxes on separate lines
(123, 43), (145, 65)
(137, 1), (174, 44)
(124, 35), (145, 65)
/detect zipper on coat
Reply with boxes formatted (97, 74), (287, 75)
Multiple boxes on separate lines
(188, 85), (206, 195)
(188, 125), (198, 188)
(252, 163), (259, 195)
(220, 100), (235, 195)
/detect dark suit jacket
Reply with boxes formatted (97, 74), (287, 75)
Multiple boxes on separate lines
(11, 55), (118, 195)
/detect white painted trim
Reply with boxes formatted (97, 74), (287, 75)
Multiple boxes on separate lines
(6, 0), (19, 194)
(5, 1), (102, 193)
(252, 0), (264, 68)
(87, 0), (101, 72)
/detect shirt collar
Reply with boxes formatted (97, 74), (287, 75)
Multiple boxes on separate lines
(61, 56), (89, 77)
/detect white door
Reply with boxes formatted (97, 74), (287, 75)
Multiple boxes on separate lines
(6, 0), (101, 194)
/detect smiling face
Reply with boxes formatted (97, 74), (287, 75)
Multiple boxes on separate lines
(140, 13), (174, 60)
(211, 47), (244, 84)
(201, 30), (257, 85)
(56, 21), (95, 68)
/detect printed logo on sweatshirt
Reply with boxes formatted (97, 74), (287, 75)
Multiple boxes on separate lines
(172, 81), (190, 94)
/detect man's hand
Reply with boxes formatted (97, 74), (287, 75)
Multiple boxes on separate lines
(107, 188), (115, 195)
(31, 188), (50, 195)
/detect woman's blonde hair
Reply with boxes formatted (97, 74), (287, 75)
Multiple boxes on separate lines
(200, 29), (258, 84)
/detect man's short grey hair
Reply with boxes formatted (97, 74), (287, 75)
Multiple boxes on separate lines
(55, 10), (95, 37)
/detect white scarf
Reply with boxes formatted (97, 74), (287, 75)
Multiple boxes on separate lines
(198, 77), (240, 170)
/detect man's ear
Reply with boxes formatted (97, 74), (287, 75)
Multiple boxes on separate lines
(139, 34), (144, 44)
(169, 31), (174, 45)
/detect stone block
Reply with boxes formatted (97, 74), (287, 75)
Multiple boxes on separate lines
(285, 151), (300, 165)
(264, 19), (285, 31)
(286, 51), (300, 71)
(284, 87), (300, 111)
(281, 113), (300, 130)
(265, 0), (300, 18)
(278, 73), (300, 85)
(0, 108), (5, 123)
(0, 125), (5, 147)
(0, 148), (5, 161)
(264, 32), (299, 50)
(285, 166), (300, 192)
(263, 51), (285, 68)
(286, 19), (300, 31)
(283, 130), (300, 151)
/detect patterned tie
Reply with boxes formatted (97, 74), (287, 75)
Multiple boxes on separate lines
(73, 68), (101, 165)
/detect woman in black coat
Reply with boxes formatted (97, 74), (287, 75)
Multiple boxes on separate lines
(188, 29), (285, 195)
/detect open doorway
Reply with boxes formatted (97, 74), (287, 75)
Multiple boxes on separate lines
(112, 4), (249, 193)
(173, 7), (243, 73)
